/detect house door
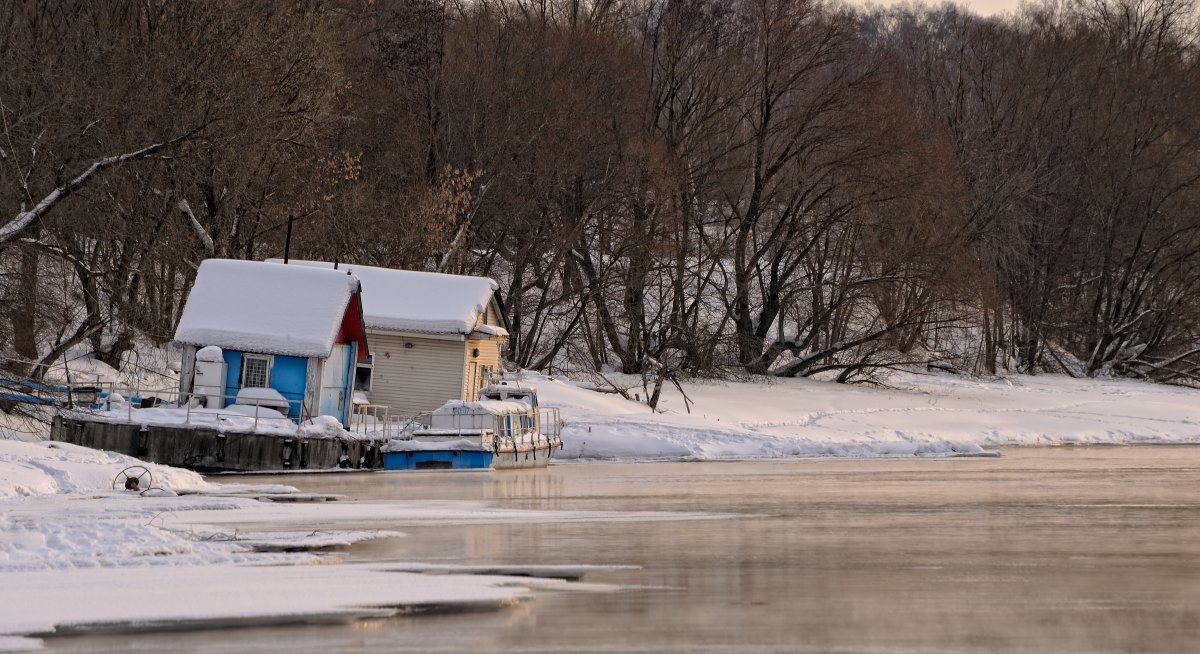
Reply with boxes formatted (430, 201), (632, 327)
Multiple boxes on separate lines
(320, 345), (350, 423)
(466, 361), (479, 400)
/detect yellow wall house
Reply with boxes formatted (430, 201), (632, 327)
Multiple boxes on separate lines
(269, 260), (508, 418)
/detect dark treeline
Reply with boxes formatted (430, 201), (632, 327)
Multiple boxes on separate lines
(1, 0), (1198, 390)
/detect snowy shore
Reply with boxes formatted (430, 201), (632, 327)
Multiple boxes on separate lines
(537, 371), (1200, 460)
(24, 357), (1200, 461)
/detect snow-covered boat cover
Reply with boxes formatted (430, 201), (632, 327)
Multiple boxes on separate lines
(175, 259), (359, 357)
(270, 259), (503, 336)
(434, 399), (533, 416)
(382, 438), (487, 452)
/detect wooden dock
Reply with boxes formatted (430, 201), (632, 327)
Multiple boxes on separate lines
(51, 415), (385, 473)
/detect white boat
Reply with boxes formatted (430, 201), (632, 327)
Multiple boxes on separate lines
(381, 381), (562, 470)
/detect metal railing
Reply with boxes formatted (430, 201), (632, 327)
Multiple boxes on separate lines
(489, 407), (562, 451)
(59, 384), (301, 433)
(43, 374), (565, 442)
(346, 404), (413, 440)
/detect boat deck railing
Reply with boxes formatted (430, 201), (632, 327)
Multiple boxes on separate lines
(489, 407), (562, 450)
(380, 406), (563, 450)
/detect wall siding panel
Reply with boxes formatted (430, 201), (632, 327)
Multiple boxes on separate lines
(464, 337), (502, 399)
(366, 331), (466, 417)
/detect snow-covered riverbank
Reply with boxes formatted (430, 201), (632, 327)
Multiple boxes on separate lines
(0, 439), (212, 499)
(537, 371), (1200, 460)
(15, 356), (1200, 462)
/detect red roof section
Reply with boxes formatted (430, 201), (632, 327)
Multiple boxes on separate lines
(336, 292), (370, 361)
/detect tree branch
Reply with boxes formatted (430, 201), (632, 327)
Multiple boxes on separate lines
(0, 128), (202, 245)
(177, 198), (215, 254)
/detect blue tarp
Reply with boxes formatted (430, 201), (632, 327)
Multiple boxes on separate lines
(0, 377), (68, 393)
(0, 377), (98, 406)
(0, 390), (54, 405)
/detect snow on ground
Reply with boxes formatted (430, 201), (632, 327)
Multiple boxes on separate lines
(0, 439), (212, 499)
(41, 344), (179, 395)
(535, 371), (1200, 460)
(0, 408), (46, 443)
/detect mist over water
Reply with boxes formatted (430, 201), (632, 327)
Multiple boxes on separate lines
(51, 448), (1200, 653)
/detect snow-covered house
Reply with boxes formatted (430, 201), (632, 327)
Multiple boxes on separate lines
(268, 260), (507, 417)
(173, 259), (369, 424)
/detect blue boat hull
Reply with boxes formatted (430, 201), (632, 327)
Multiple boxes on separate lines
(381, 450), (493, 470)
(381, 438), (562, 471)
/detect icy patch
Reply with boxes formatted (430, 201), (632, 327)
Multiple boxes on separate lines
(381, 563), (641, 581)
(0, 635), (41, 652)
(0, 440), (729, 648)
(0, 564), (530, 643)
(186, 529), (402, 553)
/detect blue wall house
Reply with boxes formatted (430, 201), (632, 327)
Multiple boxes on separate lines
(173, 259), (369, 425)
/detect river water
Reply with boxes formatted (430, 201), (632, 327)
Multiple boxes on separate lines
(49, 447), (1200, 653)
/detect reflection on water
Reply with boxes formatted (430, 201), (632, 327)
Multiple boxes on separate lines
(48, 448), (1200, 653)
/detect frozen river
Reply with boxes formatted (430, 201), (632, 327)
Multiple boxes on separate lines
(48, 447), (1200, 653)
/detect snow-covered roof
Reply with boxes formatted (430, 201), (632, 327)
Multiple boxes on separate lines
(269, 260), (501, 336)
(175, 259), (360, 358)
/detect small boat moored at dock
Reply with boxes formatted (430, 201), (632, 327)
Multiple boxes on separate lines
(381, 382), (562, 471)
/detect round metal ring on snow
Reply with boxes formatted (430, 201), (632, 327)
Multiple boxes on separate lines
(113, 465), (154, 491)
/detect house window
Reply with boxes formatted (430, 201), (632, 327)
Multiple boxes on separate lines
(241, 355), (272, 388)
(354, 354), (374, 392)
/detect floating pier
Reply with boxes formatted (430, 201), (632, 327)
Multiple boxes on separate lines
(51, 416), (385, 473)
